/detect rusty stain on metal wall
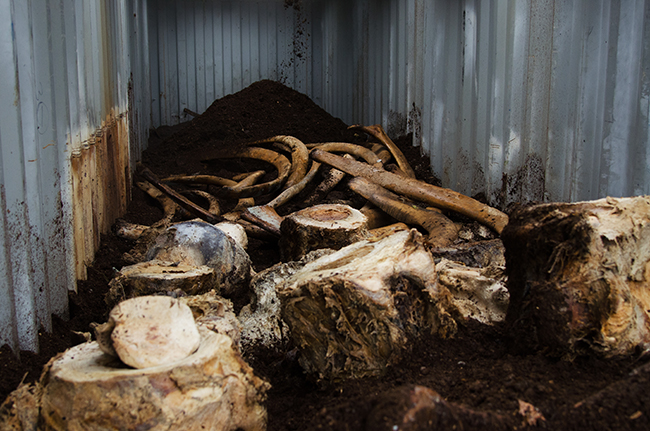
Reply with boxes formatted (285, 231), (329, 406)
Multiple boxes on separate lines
(70, 112), (131, 281)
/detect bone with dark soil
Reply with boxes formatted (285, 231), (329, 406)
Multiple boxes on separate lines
(502, 196), (650, 357)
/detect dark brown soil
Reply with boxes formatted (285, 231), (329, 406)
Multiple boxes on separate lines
(2, 80), (649, 430)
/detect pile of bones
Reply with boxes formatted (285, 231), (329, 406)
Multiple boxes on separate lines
(4, 124), (650, 431)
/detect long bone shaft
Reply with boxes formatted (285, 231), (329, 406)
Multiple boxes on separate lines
(348, 124), (416, 179)
(311, 149), (509, 233)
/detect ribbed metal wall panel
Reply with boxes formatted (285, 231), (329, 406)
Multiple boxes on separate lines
(0, 0), (150, 354)
(148, 0), (314, 126)
(412, 0), (650, 207)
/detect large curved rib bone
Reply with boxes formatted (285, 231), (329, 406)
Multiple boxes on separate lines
(162, 174), (237, 187)
(311, 149), (509, 234)
(310, 142), (383, 167)
(267, 160), (321, 209)
(348, 124), (416, 178)
(138, 166), (221, 224)
(248, 135), (309, 189)
(139, 167), (221, 224)
(203, 147), (291, 198)
(136, 181), (179, 227)
(183, 190), (221, 217)
(242, 160), (323, 237)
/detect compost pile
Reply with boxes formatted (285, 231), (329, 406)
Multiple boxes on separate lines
(1, 80), (649, 430)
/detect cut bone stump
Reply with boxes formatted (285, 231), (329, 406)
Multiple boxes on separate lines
(94, 296), (201, 369)
(106, 260), (216, 307)
(40, 327), (269, 431)
(279, 203), (369, 261)
(502, 196), (650, 357)
(276, 229), (457, 382)
(146, 221), (253, 297)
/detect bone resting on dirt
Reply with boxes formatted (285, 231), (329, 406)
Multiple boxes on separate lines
(348, 176), (460, 247)
(277, 229), (446, 381)
(144, 221), (253, 297)
(274, 229), (507, 381)
(365, 385), (511, 431)
(311, 149), (508, 233)
(278, 203), (369, 261)
(39, 326), (269, 431)
(502, 196), (650, 357)
(238, 249), (335, 352)
(93, 296), (200, 369)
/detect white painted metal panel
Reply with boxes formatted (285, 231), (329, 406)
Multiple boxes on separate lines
(0, 0), (150, 354)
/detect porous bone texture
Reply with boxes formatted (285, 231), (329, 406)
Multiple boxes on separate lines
(40, 327), (269, 431)
(106, 260), (216, 308)
(502, 196), (650, 357)
(108, 296), (201, 369)
(276, 229), (457, 382)
(279, 204), (368, 261)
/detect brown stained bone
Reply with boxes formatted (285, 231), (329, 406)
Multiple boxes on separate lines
(349, 177), (460, 247)
(241, 160), (323, 236)
(230, 170), (267, 212)
(370, 142), (392, 164)
(310, 142), (383, 167)
(349, 124), (416, 178)
(231, 217), (279, 241)
(279, 203), (369, 261)
(359, 202), (397, 229)
(114, 180), (182, 241)
(367, 222), (410, 240)
(136, 180), (180, 225)
(304, 154), (353, 206)
(247, 135), (309, 189)
(365, 385), (511, 431)
(267, 160), (321, 209)
(502, 196), (650, 358)
(205, 147), (292, 198)
(311, 149), (509, 234)
(40, 327), (270, 431)
(241, 207), (283, 237)
(183, 189), (221, 217)
(138, 166), (221, 224)
(162, 173), (237, 187)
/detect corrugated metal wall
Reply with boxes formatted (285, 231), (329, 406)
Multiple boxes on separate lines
(0, 0), (150, 354)
(147, 0), (314, 126)
(148, 0), (650, 207)
(2, 0), (649, 353)
(410, 0), (650, 207)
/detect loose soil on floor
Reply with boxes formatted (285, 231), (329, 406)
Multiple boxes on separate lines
(1, 80), (648, 430)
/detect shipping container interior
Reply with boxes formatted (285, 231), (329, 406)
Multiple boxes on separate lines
(1, 0), (649, 353)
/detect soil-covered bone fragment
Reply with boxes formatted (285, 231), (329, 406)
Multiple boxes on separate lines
(365, 385), (511, 431)
(279, 203), (369, 261)
(40, 327), (269, 431)
(276, 229), (457, 382)
(502, 196), (650, 357)
(238, 249), (334, 352)
(433, 258), (508, 325)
